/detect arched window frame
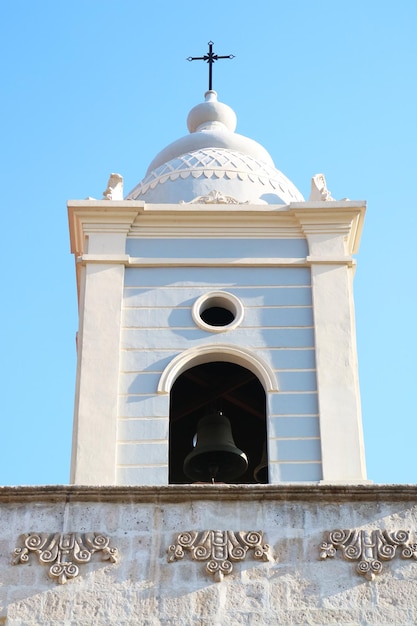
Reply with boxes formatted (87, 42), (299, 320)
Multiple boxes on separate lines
(157, 344), (278, 395)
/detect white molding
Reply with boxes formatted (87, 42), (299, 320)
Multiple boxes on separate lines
(128, 227), (304, 238)
(68, 200), (365, 258)
(68, 202), (142, 256)
(293, 203), (365, 255)
(157, 344), (278, 394)
(80, 255), (308, 267)
(77, 255), (355, 268)
(192, 291), (244, 333)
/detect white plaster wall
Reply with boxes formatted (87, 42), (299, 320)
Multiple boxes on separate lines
(125, 237), (308, 259)
(1, 486), (417, 625)
(118, 255), (320, 485)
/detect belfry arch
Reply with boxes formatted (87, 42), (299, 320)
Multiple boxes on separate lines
(168, 360), (268, 484)
(157, 344), (278, 395)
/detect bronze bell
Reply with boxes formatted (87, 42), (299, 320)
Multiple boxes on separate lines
(183, 411), (248, 483)
(253, 440), (268, 483)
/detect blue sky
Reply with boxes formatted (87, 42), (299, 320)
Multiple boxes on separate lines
(1, 1), (416, 485)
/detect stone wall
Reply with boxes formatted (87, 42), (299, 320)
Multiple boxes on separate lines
(1, 484), (417, 625)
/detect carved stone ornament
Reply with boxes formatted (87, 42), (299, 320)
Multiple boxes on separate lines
(320, 529), (417, 580)
(167, 530), (271, 582)
(181, 189), (242, 204)
(13, 532), (119, 584)
(308, 173), (334, 201)
(103, 172), (124, 200)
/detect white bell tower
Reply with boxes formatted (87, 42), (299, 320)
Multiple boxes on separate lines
(68, 90), (367, 486)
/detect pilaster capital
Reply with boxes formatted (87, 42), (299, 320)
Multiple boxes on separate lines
(68, 200), (144, 256)
(291, 201), (366, 257)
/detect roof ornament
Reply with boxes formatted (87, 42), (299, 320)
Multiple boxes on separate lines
(309, 173), (334, 201)
(187, 41), (234, 91)
(103, 173), (124, 200)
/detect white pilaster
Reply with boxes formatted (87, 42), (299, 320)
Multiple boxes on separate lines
(295, 202), (367, 482)
(71, 262), (124, 484)
(68, 202), (140, 484)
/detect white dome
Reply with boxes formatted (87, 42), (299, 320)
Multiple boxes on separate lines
(126, 91), (304, 205)
(127, 147), (303, 204)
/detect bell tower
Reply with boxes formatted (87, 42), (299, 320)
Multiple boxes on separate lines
(68, 90), (367, 486)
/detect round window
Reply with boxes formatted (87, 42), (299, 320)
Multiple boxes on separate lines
(192, 292), (244, 333)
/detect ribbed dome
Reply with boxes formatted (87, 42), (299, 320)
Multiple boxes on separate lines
(126, 91), (303, 205)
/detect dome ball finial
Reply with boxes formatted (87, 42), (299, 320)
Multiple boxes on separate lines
(187, 91), (237, 133)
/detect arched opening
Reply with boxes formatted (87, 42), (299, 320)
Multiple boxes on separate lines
(169, 361), (268, 484)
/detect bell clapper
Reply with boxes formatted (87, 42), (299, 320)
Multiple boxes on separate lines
(209, 464), (219, 484)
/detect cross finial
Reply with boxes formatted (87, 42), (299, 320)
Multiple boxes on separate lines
(187, 41), (234, 91)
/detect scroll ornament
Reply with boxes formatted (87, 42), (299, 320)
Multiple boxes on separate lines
(320, 529), (417, 580)
(13, 532), (118, 584)
(181, 189), (241, 204)
(168, 530), (271, 582)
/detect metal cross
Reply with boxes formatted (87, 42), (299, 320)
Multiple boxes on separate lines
(187, 41), (234, 91)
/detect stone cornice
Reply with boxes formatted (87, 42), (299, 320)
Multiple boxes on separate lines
(67, 199), (366, 300)
(67, 201), (143, 257)
(68, 201), (144, 301)
(67, 200), (366, 253)
(0, 484), (415, 504)
(292, 201), (366, 255)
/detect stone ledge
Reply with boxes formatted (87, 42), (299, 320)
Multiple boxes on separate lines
(0, 483), (417, 504)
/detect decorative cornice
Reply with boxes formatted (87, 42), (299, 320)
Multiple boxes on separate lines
(2, 484), (417, 504)
(292, 201), (366, 255)
(168, 530), (271, 582)
(67, 202), (142, 257)
(13, 532), (118, 584)
(320, 529), (416, 580)
(67, 201), (143, 302)
(67, 201), (366, 253)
